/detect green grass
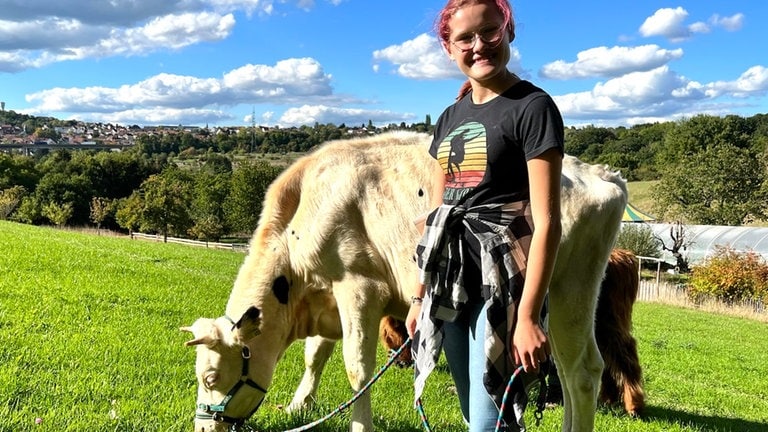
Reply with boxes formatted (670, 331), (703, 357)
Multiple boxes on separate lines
(627, 180), (659, 214)
(1, 220), (767, 431)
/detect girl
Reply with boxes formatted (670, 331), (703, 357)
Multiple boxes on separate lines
(406, 1), (564, 430)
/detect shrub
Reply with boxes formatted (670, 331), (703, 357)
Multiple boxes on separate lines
(616, 223), (662, 259)
(688, 246), (768, 304)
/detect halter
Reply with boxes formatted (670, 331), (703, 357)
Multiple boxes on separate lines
(195, 337), (268, 429)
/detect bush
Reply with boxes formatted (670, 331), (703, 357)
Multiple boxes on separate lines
(616, 223), (662, 259)
(688, 246), (768, 304)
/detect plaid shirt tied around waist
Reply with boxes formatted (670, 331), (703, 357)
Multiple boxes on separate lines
(412, 200), (540, 428)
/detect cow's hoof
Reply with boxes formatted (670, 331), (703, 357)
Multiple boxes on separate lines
(286, 399), (315, 413)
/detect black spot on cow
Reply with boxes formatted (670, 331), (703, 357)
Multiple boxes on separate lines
(272, 275), (290, 304)
(233, 306), (261, 329)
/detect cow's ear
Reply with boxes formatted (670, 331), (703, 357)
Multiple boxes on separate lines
(181, 319), (221, 348)
(232, 306), (262, 342)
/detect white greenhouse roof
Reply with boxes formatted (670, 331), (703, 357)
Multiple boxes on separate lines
(625, 223), (768, 266)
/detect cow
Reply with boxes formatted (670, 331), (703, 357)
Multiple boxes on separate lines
(594, 248), (645, 417)
(181, 130), (627, 432)
(378, 248), (647, 417)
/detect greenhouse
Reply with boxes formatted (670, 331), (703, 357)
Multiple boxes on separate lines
(627, 222), (768, 266)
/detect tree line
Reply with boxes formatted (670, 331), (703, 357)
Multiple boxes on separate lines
(565, 113), (768, 225)
(1, 113), (767, 241)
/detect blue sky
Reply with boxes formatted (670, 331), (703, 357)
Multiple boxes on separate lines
(1, 0), (766, 129)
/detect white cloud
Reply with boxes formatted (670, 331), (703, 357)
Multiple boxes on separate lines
(276, 104), (415, 127)
(260, 111), (274, 123)
(540, 45), (684, 80)
(703, 66), (768, 98)
(0, 17), (110, 51)
(0, 12), (235, 71)
(639, 7), (711, 42)
(373, 33), (459, 80)
(0, 0), (334, 72)
(91, 107), (235, 126)
(639, 7), (744, 43)
(24, 58), (338, 124)
(0, 1), (193, 26)
(554, 64), (768, 125)
(0, 51), (40, 72)
(710, 13), (745, 32)
(92, 12), (235, 57)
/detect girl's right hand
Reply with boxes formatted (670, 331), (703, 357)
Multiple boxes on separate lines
(405, 302), (421, 339)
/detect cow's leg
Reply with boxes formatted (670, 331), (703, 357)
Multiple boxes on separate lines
(334, 279), (384, 432)
(548, 278), (603, 432)
(549, 315), (602, 432)
(610, 335), (645, 417)
(287, 336), (337, 412)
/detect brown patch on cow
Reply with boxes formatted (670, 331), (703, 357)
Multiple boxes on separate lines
(378, 316), (412, 367)
(595, 248), (645, 417)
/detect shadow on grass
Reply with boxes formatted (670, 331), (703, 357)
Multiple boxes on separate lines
(642, 405), (768, 432)
(247, 416), (442, 432)
(245, 404), (465, 432)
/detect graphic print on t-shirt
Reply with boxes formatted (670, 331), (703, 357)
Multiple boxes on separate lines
(436, 121), (487, 203)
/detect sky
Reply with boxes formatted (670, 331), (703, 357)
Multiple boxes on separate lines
(1, 0), (766, 129)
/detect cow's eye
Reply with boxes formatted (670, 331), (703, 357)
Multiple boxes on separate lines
(203, 372), (219, 389)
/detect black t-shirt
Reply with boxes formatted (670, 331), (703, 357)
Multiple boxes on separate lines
(429, 81), (564, 294)
(430, 80), (564, 207)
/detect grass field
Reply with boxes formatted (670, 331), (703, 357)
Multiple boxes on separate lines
(1, 220), (767, 432)
(626, 181), (658, 215)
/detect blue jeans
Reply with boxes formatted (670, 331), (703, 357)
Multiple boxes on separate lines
(443, 301), (511, 432)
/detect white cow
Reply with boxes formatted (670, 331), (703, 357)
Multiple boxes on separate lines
(182, 130), (627, 432)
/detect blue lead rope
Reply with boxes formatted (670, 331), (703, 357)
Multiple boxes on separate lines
(414, 364), (525, 432)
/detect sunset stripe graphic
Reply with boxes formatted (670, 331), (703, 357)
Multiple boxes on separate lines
(436, 121), (487, 189)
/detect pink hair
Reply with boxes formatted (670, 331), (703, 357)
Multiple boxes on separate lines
(435, 0), (516, 100)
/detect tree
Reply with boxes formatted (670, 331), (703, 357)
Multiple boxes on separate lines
(0, 185), (27, 219)
(92, 150), (160, 199)
(42, 201), (74, 227)
(201, 152), (233, 175)
(656, 115), (754, 168)
(652, 144), (767, 225)
(90, 197), (114, 232)
(188, 170), (230, 241)
(115, 192), (144, 235)
(616, 223), (661, 259)
(655, 221), (694, 273)
(564, 126), (616, 160)
(225, 160), (282, 235)
(0, 153), (39, 191)
(140, 167), (193, 241)
(33, 171), (94, 225)
(34, 126), (61, 142)
(13, 195), (43, 224)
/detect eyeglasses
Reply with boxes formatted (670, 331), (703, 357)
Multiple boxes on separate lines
(450, 27), (505, 52)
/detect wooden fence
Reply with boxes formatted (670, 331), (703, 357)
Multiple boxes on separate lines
(638, 279), (766, 317)
(130, 232), (249, 252)
(128, 234), (766, 319)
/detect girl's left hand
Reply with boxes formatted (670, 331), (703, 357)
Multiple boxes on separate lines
(511, 318), (550, 373)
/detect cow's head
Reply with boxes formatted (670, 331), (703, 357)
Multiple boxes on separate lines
(182, 269), (342, 432)
(181, 306), (273, 432)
